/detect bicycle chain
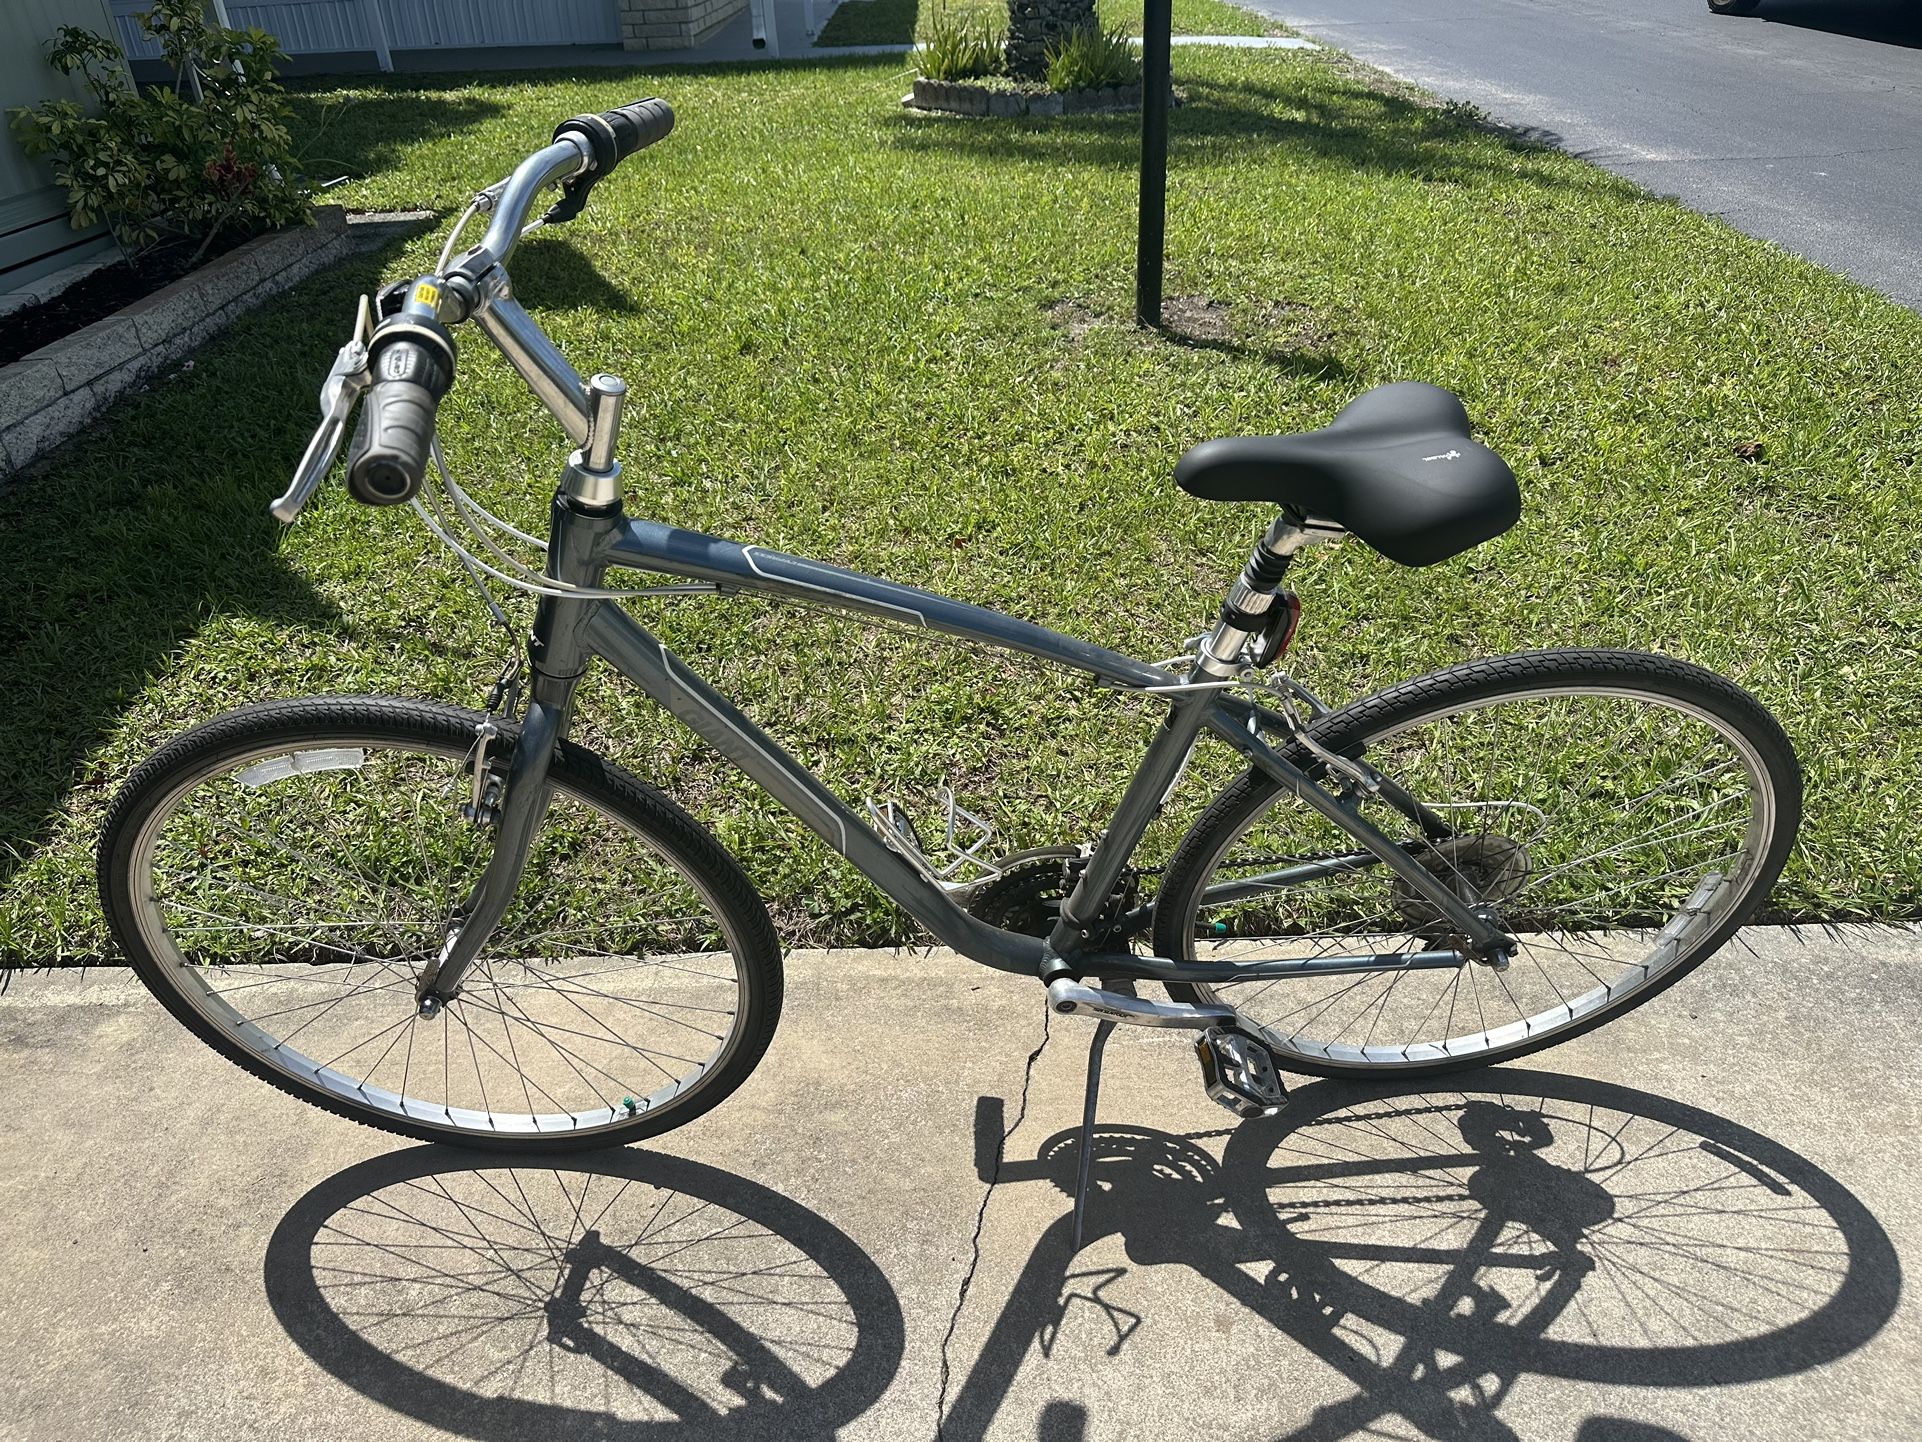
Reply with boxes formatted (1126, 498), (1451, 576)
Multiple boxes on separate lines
(1134, 849), (1371, 880)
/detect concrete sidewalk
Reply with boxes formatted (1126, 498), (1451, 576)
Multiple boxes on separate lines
(1, 927), (1917, 1440)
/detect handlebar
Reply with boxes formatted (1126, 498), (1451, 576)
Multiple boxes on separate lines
(605, 98), (676, 159)
(476, 98), (677, 265)
(272, 98), (674, 524)
(545, 99), (677, 225)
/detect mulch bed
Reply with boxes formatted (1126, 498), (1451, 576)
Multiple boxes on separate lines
(2, 230), (252, 368)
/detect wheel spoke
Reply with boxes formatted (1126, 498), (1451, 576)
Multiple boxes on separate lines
(120, 720), (763, 1140)
(1164, 671), (1786, 1069)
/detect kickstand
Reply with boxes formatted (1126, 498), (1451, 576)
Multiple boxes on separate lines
(1071, 1019), (1116, 1253)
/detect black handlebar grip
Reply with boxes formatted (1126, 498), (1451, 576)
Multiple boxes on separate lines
(345, 318), (456, 506)
(602, 98), (675, 161)
(545, 99), (674, 224)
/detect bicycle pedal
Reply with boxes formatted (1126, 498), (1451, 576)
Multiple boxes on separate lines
(1195, 1027), (1288, 1119)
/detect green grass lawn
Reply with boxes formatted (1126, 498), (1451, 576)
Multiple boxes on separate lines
(3, 28), (1920, 960)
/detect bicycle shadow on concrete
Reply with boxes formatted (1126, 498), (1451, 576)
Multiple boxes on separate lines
(263, 1145), (904, 1441)
(943, 1069), (1901, 1442)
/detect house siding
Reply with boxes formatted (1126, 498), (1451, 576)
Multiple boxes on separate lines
(108, 0), (623, 58)
(0, 1), (118, 289)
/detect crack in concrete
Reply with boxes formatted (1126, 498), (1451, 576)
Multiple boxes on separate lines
(933, 1008), (1051, 1442)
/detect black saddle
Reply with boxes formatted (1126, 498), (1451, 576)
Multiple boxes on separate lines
(1173, 383), (1520, 566)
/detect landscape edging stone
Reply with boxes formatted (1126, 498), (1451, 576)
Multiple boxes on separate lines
(0, 206), (354, 480)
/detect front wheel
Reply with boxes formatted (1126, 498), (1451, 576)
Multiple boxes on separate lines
(99, 696), (783, 1149)
(1152, 651), (1800, 1077)
(1707, 0), (1762, 14)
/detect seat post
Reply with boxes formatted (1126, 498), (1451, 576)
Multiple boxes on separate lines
(1194, 514), (1332, 679)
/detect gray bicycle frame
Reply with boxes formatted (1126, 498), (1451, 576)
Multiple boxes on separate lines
(349, 128), (1507, 1007)
(416, 488), (1506, 1005)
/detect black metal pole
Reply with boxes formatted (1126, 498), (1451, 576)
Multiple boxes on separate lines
(1135, 0), (1173, 327)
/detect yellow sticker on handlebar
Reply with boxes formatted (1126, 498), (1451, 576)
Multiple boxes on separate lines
(413, 281), (441, 309)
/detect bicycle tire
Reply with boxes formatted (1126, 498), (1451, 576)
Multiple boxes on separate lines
(1151, 650), (1800, 1077)
(99, 695), (783, 1150)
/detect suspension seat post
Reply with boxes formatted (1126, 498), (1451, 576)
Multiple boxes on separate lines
(1197, 514), (1311, 679)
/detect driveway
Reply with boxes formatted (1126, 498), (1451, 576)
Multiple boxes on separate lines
(1241, 0), (1922, 309)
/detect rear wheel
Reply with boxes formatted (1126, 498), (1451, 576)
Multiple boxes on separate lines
(99, 696), (782, 1149)
(1151, 651), (1799, 1077)
(1707, 0), (1762, 14)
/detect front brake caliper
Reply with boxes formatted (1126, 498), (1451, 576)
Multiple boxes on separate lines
(462, 719), (505, 827)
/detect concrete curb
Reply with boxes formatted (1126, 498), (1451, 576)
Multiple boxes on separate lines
(4, 924), (1914, 989)
(903, 78), (1146, 117)
(0, 250), (117, 324)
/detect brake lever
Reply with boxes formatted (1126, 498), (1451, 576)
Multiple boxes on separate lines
(269, 317), (374, 524)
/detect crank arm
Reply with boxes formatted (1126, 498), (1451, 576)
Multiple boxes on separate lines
(1046, 978), (1235, 1029)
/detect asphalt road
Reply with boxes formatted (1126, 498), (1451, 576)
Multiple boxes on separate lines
(1242, 0), (1922, 309)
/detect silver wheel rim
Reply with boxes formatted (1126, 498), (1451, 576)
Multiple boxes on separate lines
(1179, 684), (1779, 1069)
(126, 732), (751, 1138)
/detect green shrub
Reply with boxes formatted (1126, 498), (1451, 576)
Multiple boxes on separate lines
(1045, 25), (1142, 91)
(8, 0), (310, 259)
(918, 12), (1003, 81)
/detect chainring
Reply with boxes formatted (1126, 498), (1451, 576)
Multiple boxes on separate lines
(964, 857), (1071, 937)
(964, 855), (1142, 949)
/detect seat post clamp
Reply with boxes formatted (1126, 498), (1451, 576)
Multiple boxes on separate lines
(1220, 578), (1279, 633)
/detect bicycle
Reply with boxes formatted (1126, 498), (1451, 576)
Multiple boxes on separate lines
(97, 101), (1801, 1194)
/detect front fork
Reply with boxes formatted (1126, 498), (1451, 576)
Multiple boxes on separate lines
(413, 695), (566, 1011)
(415, 481), (618, 1011)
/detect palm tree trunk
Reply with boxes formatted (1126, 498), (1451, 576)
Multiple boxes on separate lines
(1006, 0), (1098, 80)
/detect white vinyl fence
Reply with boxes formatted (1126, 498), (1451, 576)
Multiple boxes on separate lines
(110, 0), (622, 71)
